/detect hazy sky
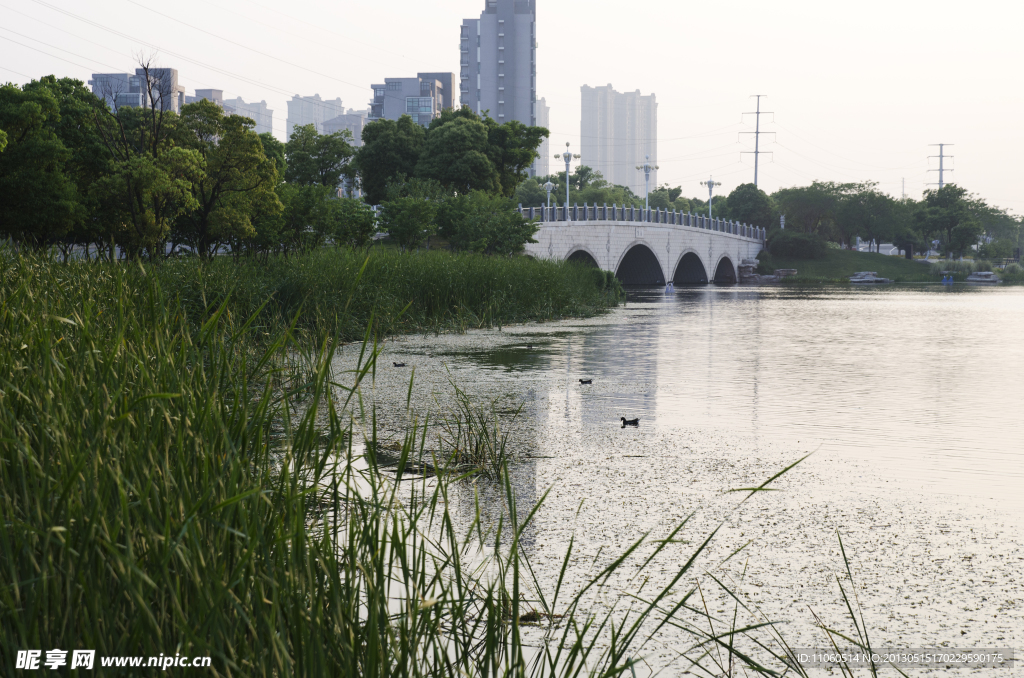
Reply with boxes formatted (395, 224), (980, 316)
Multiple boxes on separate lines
(2, 0), (1022, 213)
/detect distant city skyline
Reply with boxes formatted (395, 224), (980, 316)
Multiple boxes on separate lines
(4, 0), (1022, 212)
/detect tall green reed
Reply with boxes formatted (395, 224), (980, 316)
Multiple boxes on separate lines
(156, 247), (623, 345)
(2, 248), (880, 677)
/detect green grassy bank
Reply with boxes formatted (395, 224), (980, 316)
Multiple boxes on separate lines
(766, 248), (939, 283)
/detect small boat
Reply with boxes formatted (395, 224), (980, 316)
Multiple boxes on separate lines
(965, 271), (1000, 284)
(849, 271), (891, 284)
(579, 378), (592, 385)
(620, 417), (639, 427)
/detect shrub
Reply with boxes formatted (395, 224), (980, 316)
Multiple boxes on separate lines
(436, 191), (539, 256)
(755, 250), (775, 274)
(768, 230), (828, 259)
(1001, 263), (1024, 281)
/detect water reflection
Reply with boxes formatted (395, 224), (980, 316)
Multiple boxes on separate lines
(450, 284), (1024, 504)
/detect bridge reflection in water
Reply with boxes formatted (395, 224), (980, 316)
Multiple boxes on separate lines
(521, 204), (764, 285)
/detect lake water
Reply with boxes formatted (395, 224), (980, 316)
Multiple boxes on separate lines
(338, 284), (1024, 673)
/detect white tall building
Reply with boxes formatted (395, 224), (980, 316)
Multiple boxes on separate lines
(286, 94), (345, 139)
(223, 97), (274, 135)
(580, 84), (657, 195)
(534, 96), (550, 177)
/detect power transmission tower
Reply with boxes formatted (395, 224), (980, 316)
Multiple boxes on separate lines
(740, 95), (774, 187)
(928, 144), (953, 188)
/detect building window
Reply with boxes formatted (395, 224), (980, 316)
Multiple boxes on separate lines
(387, 82), (402, 91)
(373, 88), (385, 97)
(406, 97), (434, 114)
(420, 81), (431, 92)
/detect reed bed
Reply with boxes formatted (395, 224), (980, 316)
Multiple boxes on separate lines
(157, 247), (623, 343)
(1, 249), (886, 677)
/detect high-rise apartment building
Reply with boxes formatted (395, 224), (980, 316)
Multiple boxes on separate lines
(580, 84), (657, 196)
(286, 94), (345, 139)
(324, 109), (369, 146)
(89, 68), (185, 113)
(368, 73), (455, 126)
(223, 96), (274, 135)
(459, 0), (537, 128)
(534, 96), (550, 177)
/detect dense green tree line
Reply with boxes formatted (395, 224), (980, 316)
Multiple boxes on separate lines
(0, 74), (549, 259)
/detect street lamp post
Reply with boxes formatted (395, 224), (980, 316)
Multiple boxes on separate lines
(543, 180), (555, 208)
(700, 176), (723, 218)
(635, 155), (659, 219)
(555, 142), (580, 220)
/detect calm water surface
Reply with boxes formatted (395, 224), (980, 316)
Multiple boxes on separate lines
(345, 284), (1024, 670)
(550, 284), (1024, 503)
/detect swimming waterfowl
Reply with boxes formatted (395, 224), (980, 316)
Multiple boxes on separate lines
(620, 417), (639, 426)
(579, 379), (592, 385)
(393, 362), (406, 367)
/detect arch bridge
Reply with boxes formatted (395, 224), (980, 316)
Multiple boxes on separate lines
(519, 204), (766, 285)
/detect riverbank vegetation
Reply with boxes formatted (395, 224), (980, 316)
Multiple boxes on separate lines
(159, 246), (623, 342)
(1, 248), (874, 677)
(759, 248), (938, 283)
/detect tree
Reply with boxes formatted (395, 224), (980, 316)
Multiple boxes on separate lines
(649, 185), (690, 212)
(914, 185), (980, 257)
(484, 118), (548, 197)
(328, 198), (377, 247)
(172, 100), (281, 258)
(284, 124), (353, 187)
(354, 115), (425, 204)
(414, 116), (499, 193)
(92, 61), (202, 257)
(513, 177), (548, 207)
(836, 189), (898, 251)
(0, 127), (7, 153)
(0, 82), (83, 248)
(772, 182), (840, 236)
(436, 191), (538, 255)
(726, 183), (773, 227)
(425, 105), (548, 197)
(379, 177), (444, 250)
(258, 132), (286, 176)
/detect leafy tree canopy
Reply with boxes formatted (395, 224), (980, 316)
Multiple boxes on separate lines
(415, 116), (499, 193)
(726, 183), (773, 227)
(0, 81), (82, 247)
(354, 115), (425, 205)
(437, 191), (538, 255)
(171, 100), (281, 257)
(285, 123), (353, 188)
(258, 132), (286, 177)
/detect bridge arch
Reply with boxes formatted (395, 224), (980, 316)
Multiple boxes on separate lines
(712, 255), (737, 284)
(566, 247), (600, 268)
(672, 250), (709, 285)
(615, 242), (665, 286)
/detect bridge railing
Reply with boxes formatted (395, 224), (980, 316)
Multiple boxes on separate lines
(517, 203), (766, 242)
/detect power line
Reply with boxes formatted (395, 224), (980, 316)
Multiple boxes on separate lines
(22, 0), (364, 131)
(123, 0), (367, 92)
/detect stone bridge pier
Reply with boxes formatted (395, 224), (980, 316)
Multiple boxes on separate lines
(519, 205), (766, 285)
